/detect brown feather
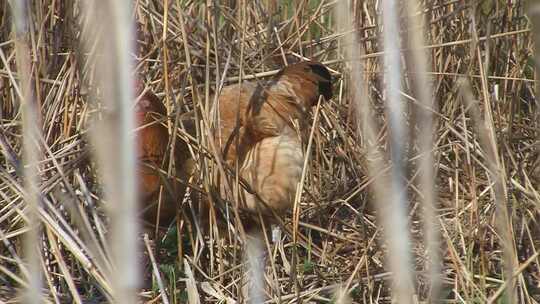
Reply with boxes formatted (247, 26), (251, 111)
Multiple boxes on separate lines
(214, 61), (333, 217)
(135, 83), (192, 227)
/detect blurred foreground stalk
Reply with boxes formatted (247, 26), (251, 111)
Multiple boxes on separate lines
(80, 1), (139, 303)
(10, 0), (43, 303)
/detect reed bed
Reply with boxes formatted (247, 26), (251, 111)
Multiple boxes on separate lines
(0, 0), (539, 303)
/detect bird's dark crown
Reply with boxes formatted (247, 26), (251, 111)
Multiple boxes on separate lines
(277, 61), (333, 101)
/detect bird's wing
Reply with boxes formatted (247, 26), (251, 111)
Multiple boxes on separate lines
(135, 93), (169, 204)
(216, 82), (273, 163)
(240, 132), (304, 214)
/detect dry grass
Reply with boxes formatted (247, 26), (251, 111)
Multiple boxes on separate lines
(1, 0), (539, 303)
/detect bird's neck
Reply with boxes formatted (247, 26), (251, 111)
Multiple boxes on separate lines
(270, 75), (318, 108)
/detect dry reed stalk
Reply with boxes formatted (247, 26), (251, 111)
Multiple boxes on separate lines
(404, 0), (441, 300)
(184, 259), (201, 304)
(380, 1), (415, 301)
(143, 233), (170, 304)
(530, 4), (540, 133)
(244, 234), (265, 304)
(530, 2), (540, 207)
(10, 1), (43, 303)
(45, 228), (82, 304)
(336, 0), (417, 301)
(79, 1), (139, 303)
(459, 78), (517, 303)
(335, 0), (410, 301)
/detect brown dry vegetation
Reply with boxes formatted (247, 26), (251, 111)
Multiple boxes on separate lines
(0, 0), (539, 303)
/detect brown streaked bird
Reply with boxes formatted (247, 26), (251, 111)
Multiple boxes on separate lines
(214, 61), (332, 222)
(134, 82), (191, 228)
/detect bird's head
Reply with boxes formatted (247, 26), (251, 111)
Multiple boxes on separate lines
(275, 61), (333, 106)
